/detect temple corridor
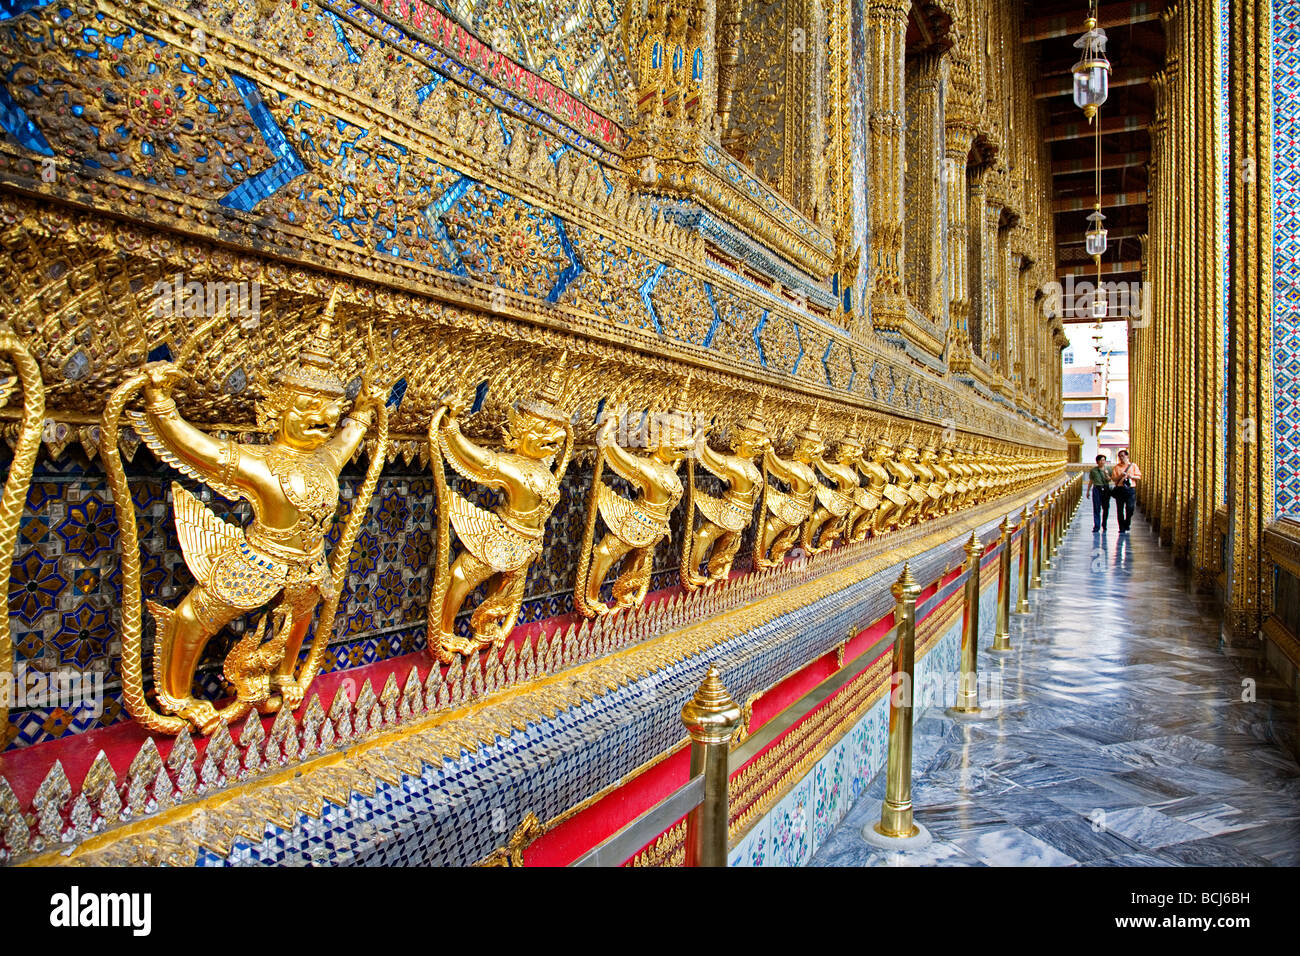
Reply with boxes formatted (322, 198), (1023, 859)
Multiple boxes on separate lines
(810, 511), (1300, 867)
(2, 0), (1297, 895)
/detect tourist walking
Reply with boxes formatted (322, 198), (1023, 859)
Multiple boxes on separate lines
(1089, 453), (1112, 532)
(1111, 449), (1141, 533)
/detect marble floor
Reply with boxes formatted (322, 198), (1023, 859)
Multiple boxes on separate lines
(809, 507), (1300, 867)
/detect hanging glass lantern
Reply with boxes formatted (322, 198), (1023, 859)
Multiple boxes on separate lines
(1071, 18), (1111, 121)
(1090, 288), (1108, 319)
(1085, 206), (1108, 257)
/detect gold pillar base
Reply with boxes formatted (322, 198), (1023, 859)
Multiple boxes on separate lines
(947, 703), (1001, 721)
(864, 817), (932, 849)
(875, 801), (918, 839)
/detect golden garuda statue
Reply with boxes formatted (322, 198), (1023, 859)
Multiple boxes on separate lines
(680, 398), (769, 589)
(102, 294), (391, 735)
(916, 440), (947, 519)
(939, 443), (969, 512)
(955, 444), (981, 509)
(753, 410), (823, 569)
(577, 384), (696, 617)
(801, 425), (863, 555)
(888, 429), (928, 529)
(971, 441), (995, 503)
(426, 353), (574, 663)
(855, 428), (903, 538)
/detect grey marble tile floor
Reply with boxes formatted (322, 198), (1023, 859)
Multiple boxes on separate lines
(809, 507), (1300, 867)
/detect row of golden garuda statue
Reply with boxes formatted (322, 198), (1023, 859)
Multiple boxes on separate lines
(97, 297), (1050, 736)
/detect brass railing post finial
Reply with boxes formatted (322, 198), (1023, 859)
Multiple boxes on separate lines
(681, 664), (741, 867)
(992, 515), (1014, 652)
(1016, 507), (1032, 613)
(949, 532), (984, 716)
(1031, 501), (1045, 589)
(866, 562), (931, 848)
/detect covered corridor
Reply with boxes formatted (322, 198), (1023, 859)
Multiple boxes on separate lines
(811, 512), (1300, 867)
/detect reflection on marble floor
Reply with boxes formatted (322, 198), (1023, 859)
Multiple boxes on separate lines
(809, 509), (1300, 867)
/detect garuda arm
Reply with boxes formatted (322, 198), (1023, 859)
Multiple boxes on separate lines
(319, 393), (382, 472)
(696, 439), (737, 484)
(437, 416), (509, 492)
(763, 446), (801, 486)
(134, 364), (247, 501)
(600, 433), (659, 494)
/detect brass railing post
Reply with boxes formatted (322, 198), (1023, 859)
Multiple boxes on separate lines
(867, 562), (930, 847)
(949, 532), (983, 715)
(1030, 501), (1044, 589)
(992, 516), (1013, 651)
(681, 665), (741, 867)
(1016, 507), (1032, 612)
(1054, 489), (1064, 553)
(1043, 493), (1055, 570)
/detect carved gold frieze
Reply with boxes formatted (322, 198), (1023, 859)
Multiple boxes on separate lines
(8, 473), (1064, 865)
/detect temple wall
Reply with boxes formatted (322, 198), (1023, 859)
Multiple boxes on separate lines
(0, 0), (1067, 865)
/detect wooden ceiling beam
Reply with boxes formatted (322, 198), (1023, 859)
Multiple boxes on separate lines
(1046, 115), (1150, 142)
(1020, 0), (1166, 43)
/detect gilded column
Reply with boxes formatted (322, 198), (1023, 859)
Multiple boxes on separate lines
(967, 167), (989, 356)
(1134, 233), (1151, 514)
(985, 198), (1003, 376)
(905, 52), (944, 330)
(997, 224), (1018, 395)
(1154, 69), (1175, 538)
(945, 123), (974, 372)
(789, 0), (828, 216)
(1225, 0), (1272, 639)
(1171, 5), (1193, 558)
(867, 0), (911, 334)
(1197, 0), (1227, 578)
(1191, 0), (1209, 571)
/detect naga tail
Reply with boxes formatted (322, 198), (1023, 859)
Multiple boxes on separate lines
(573, 440), (606, 619)
(102, 374), (190, 734)
(0, 323), (44, 732)
(300, 398), (390, 689)
(425, 407), (452, 654)
(679, 456), (698, 590)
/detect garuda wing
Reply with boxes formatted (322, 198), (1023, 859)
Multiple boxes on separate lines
(447, 491), (536, 573)
(170, 481), (246, 586)
(815, 484), (852, 517)
(854, 488), (881, 511)
(597, 482), (663, 548)
(695, 491), (751, 533)
(883, 484), (909, 507)
(767, 488), (810, 526)
(128, 411), (245, 503)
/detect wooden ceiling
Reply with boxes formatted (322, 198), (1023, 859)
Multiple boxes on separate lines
(1023, 0), (1165, 322)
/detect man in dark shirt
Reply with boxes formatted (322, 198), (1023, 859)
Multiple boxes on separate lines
(1089, 453), (1112, 533)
